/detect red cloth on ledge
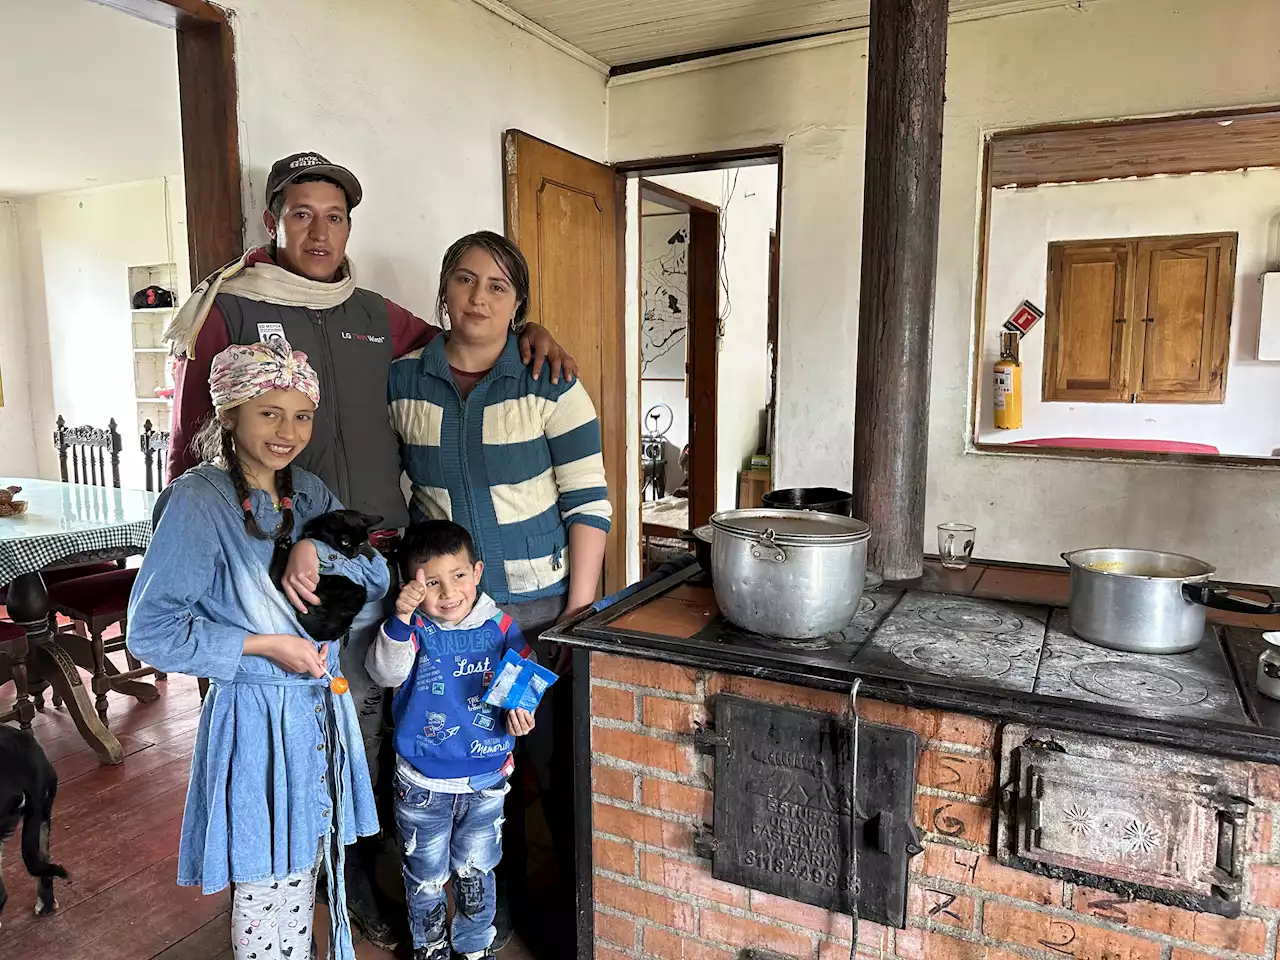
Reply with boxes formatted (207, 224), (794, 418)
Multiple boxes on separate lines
(1009, 437), (1220, 454)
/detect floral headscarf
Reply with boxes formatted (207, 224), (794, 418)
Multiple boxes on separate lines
(208, 339), (321, 411)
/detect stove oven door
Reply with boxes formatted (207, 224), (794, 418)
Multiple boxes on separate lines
(998, 724), (1250, 916)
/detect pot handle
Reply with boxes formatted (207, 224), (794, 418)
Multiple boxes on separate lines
(750, 529), (787, 564)
(1183, 582), (1280, 615)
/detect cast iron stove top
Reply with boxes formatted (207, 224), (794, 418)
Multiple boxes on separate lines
(568, 568), (1262, 739)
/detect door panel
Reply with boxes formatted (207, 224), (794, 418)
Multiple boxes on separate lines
(687, 207), (719, 528)
(1135, 236), (1234, 403)
(1044, 243), (1132, 402)
(503, 130), (627, 592)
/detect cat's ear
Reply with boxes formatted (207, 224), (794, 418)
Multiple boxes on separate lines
(362, 513), (384, 529)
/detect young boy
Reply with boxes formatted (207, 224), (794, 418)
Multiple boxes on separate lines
(366, 521), (536, 960)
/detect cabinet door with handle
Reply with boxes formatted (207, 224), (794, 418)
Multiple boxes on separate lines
(1043, 241), (1134, 402)
(1133, 234), (1236, 403)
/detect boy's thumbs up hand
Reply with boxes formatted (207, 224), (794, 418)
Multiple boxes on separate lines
(395, 570), (429, 621)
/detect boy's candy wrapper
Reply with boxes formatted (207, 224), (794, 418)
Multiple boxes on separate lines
(482, 649), (558, 713)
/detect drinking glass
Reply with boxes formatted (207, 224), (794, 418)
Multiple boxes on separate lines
(938, 523), (976, 570)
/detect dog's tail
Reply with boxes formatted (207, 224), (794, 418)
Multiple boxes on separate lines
(21, 783), (68, 880)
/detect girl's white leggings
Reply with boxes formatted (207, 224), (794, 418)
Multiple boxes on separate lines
(230, 860), (320, 960)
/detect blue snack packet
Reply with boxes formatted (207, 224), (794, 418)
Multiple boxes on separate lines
(482, 649), (558, 713)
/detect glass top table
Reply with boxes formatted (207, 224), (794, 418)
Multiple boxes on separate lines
(1, 478), (159, 764)
(0, 478), (157, 585)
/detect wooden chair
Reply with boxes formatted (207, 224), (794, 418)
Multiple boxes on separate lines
(44, 418), (149, 724)
(56, 415), (123, 487)
(1, 418), (124, 611)
(0, 619), (32, 727)
(143, 421), (194, 698)
(116, 421), (172, 683)
(141, 420), (171, 494)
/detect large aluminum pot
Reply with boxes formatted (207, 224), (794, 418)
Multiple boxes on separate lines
(1062, 547), (1280, 654)
(711, 509), (870, 640)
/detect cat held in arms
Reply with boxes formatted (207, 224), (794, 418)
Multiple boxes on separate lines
(0, 725), (68, 927)
(270, 509), (383, 643)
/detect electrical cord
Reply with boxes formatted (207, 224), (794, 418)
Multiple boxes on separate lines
(845, 677), (862, 960)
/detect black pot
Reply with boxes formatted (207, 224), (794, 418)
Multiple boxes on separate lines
(683, 525), (714, 582)
(761, 487), (854, 517)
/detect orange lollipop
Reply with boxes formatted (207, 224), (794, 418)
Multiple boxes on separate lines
(330, 676), (349, 695)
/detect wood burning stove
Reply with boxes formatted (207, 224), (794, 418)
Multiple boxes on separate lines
(692, 694), (923, 927)
(997, 724), (1251, 916)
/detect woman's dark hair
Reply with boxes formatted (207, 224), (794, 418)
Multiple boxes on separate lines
(194, 413), (295, 545)
(397, 520), (477, 581)
(434, 230), (530, 331)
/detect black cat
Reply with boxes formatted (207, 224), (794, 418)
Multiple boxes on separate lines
(270, 509), (383, 643)
(0, 725), (67, 927)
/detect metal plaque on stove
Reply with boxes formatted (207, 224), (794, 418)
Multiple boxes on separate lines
(997, 724), (1250, 916)
(695, 694), (922, 927)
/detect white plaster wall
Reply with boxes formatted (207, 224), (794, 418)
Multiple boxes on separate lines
(641, 379), (689, 493)
(22, 179), (187, 489)
(624, 178), (642, 583)
(0, 201), (37, 477)
(0, 0), (183, 197)
(978, 171), (1280, 456)
(226, 0), (607, 313)
(608, 0), (1280, 582)
(641, 210), (691, 493)
(650, 167), (778, 511)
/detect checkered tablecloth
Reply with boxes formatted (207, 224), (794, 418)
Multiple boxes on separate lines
(0, 478), (157, 587)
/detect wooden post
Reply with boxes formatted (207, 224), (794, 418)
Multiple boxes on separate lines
(852, 0), (949, 581)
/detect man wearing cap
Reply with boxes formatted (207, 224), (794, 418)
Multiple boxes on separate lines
(164, 152), (577, 950)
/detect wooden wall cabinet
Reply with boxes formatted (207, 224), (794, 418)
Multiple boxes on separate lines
(1043, 233), (1236, 404)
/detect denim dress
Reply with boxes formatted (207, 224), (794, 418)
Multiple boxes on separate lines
(126, 464), (388, 960)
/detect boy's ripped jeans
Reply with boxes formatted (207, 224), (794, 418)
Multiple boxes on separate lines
(393, 771), (509, 954)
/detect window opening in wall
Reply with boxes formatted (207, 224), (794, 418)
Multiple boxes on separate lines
(972, 107), (1280, 463)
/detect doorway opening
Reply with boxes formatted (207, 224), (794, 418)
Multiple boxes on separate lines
(0, 0), (236, 491)
(622, 152), (783, 577)
(0, 0), (239, 490)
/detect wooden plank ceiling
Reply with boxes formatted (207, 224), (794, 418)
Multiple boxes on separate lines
(497, 0), (1076, 68)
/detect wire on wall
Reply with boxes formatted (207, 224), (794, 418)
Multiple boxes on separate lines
(716, 167), (740, 346)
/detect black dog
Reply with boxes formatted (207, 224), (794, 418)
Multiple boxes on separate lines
(0, 725), (67, 927)
(270, 510), (383, 643)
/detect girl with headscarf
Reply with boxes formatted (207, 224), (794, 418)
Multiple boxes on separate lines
(127, 339), (388, 960)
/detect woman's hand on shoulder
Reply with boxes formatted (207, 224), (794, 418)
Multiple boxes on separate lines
(245, 634), (328, 678)
(282, 539), (321, 612)
(519, 323), (578, 385)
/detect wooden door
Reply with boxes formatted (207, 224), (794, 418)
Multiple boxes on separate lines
(687, 206), (719, 528)
(503, 131), (627, 593)
(1043, 242), (1133, 402)
(1134, 235), (1235, 403)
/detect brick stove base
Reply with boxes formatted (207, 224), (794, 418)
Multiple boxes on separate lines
(587, 652), (1280, 960)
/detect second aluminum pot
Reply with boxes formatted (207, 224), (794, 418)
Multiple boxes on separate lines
(711, 508), (870, 640)
(1062, 547), (1280, 654)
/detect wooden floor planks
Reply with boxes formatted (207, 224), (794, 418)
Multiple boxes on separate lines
(0, 674), (539, 959)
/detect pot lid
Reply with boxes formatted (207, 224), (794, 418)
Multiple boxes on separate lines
(692, 524), (713, 544)
(711, 508), (871, 545)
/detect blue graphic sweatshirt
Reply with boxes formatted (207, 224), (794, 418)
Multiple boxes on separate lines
(366, 593), (531, 781)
